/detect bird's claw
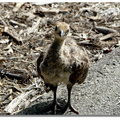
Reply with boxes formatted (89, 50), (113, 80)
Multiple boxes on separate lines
(62, 104), (80, 115)
(69, 105), (80, 115)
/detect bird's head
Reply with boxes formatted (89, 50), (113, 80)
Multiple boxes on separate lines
(54, 22), (70, 41)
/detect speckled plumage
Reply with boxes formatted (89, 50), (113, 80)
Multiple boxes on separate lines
(40, 37), (89, 86)
(37, 22), (89, 114)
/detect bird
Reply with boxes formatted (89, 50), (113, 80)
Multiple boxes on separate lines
(37, 22), (89, 114)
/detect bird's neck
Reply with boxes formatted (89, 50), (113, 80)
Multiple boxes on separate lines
(45, 37), (65, 62)
(50, 37), (65, 52)
(43, 37), (66, 66)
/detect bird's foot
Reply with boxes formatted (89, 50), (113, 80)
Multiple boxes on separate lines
(69, 105), (80, 115)
(60, 104), (80, 115)
(56, 103), (63, 109)
(50, 103), (57, 114)
(50, 102), (63, 114)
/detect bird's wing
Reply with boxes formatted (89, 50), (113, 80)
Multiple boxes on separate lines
(64, 38), (89, 85)
(37, 51), (44, 79)
(69, 61), (89, 85)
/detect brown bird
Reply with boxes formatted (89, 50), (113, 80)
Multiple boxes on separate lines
(37, 22), (89, 114)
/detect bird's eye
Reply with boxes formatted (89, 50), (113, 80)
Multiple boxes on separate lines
(67, 30), (69, 33)
(55, 26), (57, 31)
(66, 30), (69, 34)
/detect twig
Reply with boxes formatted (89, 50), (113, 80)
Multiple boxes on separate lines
(0, 16), (23, 45)
(99, 33), (119, 41)
(27, 18), (41, 34)
(94, 26), (117, 34)
(9, 20), (27, 28)
(86, 15), (102, 21)
(3, 26), (22, 45)
(8, 86), (23, 93)
(78, 40), (101, 47)
(35, 7), (69, 16)
(0, 69), (29, 82)
(0, 94), (12, 102)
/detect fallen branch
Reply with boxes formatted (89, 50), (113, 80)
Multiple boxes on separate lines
(4, 88), (46, 115)
(0, 69), (30, 83)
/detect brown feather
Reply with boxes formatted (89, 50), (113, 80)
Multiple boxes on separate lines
(37, 22), (89, 114)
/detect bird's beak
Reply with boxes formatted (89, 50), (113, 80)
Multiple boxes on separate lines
(59, 30), (65, 37)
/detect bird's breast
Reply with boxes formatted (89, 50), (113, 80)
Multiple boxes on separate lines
(40, 59), (72, 86)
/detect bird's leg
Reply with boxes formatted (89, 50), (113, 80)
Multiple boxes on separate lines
(51, 85), (57, 114)
(65, 85), (80, 115)
(41, 85), (58, 114)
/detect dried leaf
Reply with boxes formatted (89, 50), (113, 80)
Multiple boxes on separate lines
(0, 57), (6, 63)
(0, 27), (4, 34)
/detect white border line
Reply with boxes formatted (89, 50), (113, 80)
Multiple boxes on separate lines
(0, 0), (119, 2)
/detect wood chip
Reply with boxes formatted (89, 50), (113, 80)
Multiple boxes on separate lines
(9, 20), (27, 28)
(35, 7), (69, 16)
(27, 18), (41, 34)
(0, 39), (9, 44)
(99, 33), (119, 41)
(0, 69), (30, 83)
(8, 86), (23, 93)
(13, 2), (25, 12)
(0, 57), (6, 64)
(0, 26), (4, 34)
(3, 26), (22, 45)
(86, 15), (102, 21)
(95, 26), (117, 34)
(0, 94), (11, 102)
